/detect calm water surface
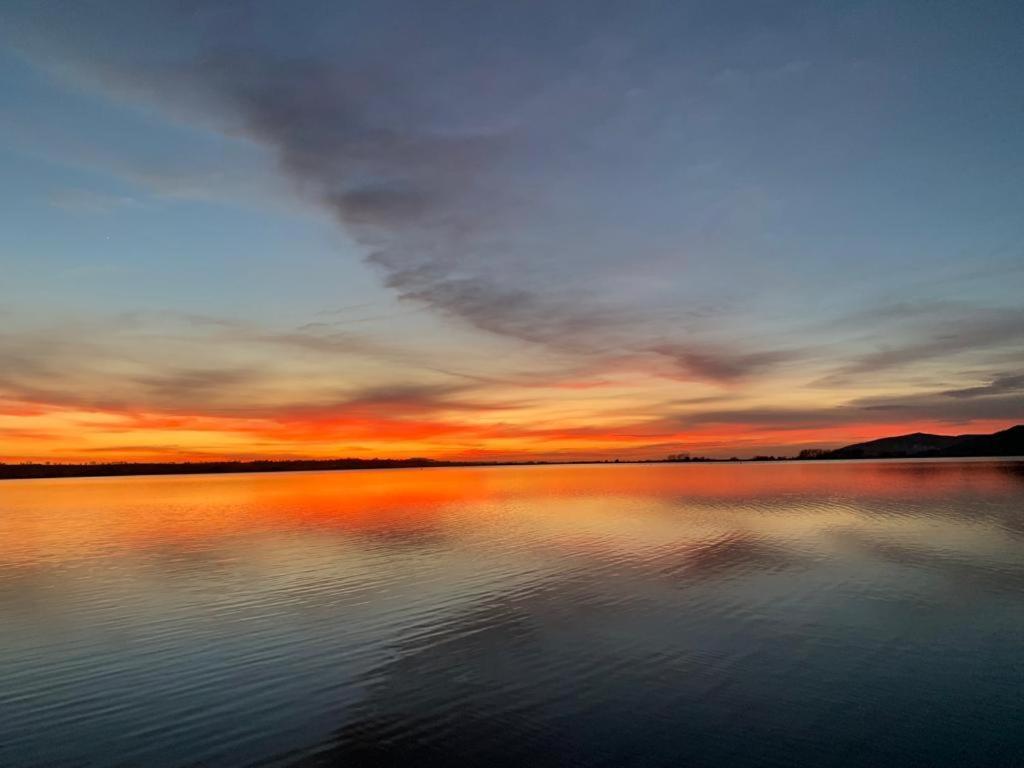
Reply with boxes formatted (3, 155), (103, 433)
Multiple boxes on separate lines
(2, 461), (1023, 767)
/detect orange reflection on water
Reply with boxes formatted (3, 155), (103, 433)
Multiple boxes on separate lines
(1, 461), (1021, 567)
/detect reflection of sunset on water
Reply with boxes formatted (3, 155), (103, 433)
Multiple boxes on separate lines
(3, 460), (1024, 768)
(3, 461), (1022, 567)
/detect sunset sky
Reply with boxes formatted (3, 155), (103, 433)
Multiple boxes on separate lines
(1, 0), (1022, 462)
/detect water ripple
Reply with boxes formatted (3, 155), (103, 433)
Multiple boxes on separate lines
(1, 461), (1023, 767)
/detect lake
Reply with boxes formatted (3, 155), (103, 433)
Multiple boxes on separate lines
(2, 461), (1023, 767)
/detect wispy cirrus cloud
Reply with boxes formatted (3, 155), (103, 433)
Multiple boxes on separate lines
(651, 344), (797, 383)
(818, 305), (1024, 386)
(938, 373), (1024, 400)
(48, 187), (143, 213)
(676, 376), (1024, 430)
(1, 0), (829, 384)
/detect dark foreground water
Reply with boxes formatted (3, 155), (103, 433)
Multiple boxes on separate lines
(2, 461), (1023, 767)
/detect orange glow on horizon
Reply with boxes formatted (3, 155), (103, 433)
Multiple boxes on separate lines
(0, 390), (1017, 464)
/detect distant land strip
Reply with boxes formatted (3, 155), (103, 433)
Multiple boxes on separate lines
(1, 425), (1021, 481)
(0, 457), (502, 481)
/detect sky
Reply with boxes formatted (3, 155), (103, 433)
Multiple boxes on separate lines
(1, 0), (1022, 462)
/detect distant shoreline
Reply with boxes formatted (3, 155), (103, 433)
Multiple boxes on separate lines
(2, 451), (1023, 481)
(0, 456), (706, 481)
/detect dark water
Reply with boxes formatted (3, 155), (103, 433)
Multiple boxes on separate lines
(2, 461), (1023, 767)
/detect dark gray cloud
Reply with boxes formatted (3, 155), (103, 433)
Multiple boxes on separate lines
(819, 307), (1024, 386)
(678, 386), (1024, 430)
(652, 344), (795, 382)
(130, 367), (267, 404)
(188, 50), (646, 354)
(277, 382), (522, 419)
(0, 316), (442, 415)
(335, 383), (469, 410)
(939, 373), (1024, 399)
(679, 407), (862, 429)
(127, 311), (433, 364)
(851, 389), (1024, 424)
(389, 276), (625, 349)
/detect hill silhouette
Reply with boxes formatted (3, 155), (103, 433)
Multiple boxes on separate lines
(823, 425), (1024, 459)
